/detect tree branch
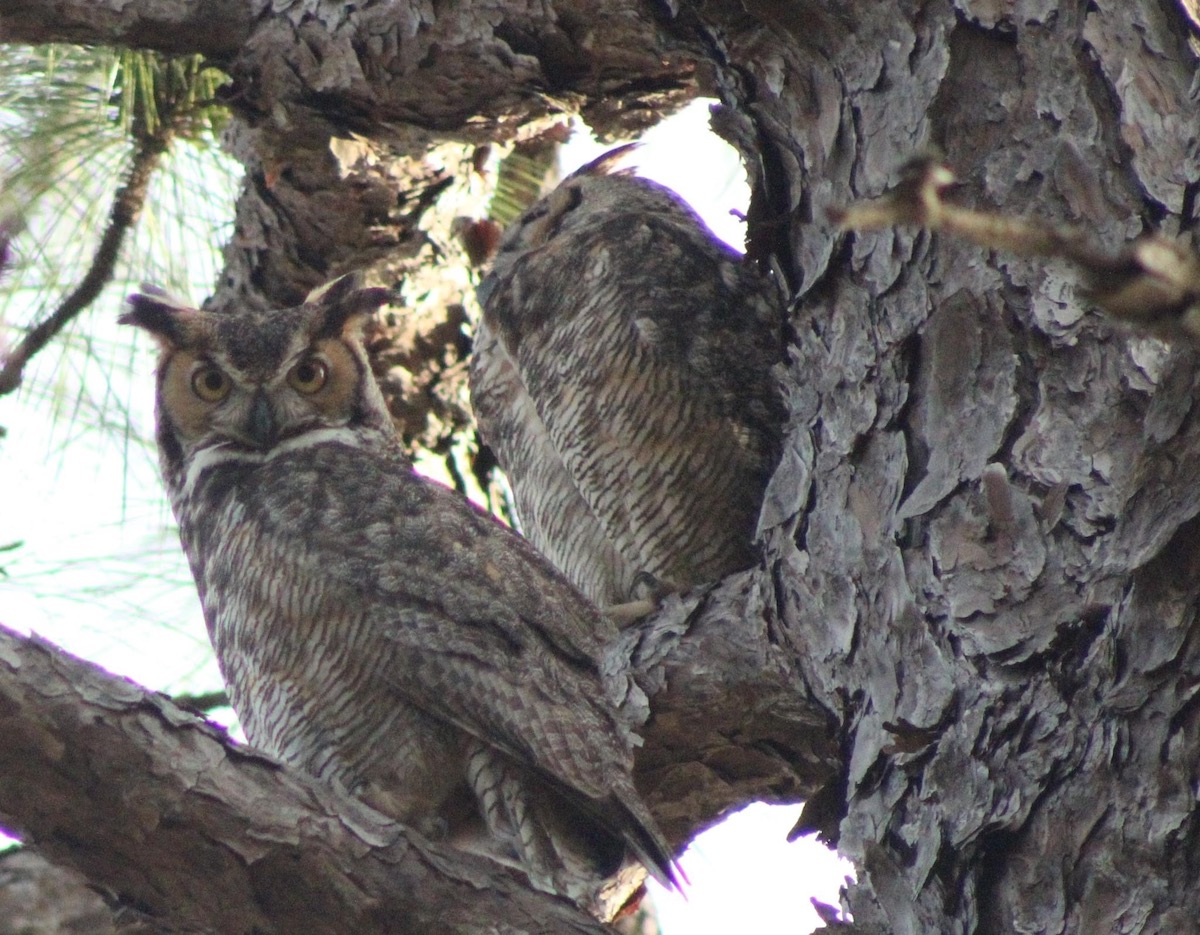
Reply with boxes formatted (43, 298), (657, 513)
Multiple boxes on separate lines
(0, 0), (253, 60)
(1, 1), (696, 144)
(833, 154), (1200, 341)
(624, 573), (838, 841)
(171, 689), (229, 713)
(0, 624), (606, 934)
(0, 849), (140, 935)
(0, 126), (170, 397)
(0, 576), (835, 933)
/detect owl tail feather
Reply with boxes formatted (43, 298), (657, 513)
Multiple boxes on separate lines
(615, 798), (688, 895)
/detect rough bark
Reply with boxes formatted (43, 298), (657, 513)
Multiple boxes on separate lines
(3, 0), (1200, 932)
(725, 1), (1200, 931)
(0, 849), (127, 935)
(0, 627), (592, 933)
(0, 576), (828, 932)
(0, 0), (253, 57)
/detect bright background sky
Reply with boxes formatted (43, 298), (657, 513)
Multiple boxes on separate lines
(0, 98), (852, 932)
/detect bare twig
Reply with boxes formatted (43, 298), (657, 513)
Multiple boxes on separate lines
(0, 212), (19, 282)
(833, 154), (1200, 340)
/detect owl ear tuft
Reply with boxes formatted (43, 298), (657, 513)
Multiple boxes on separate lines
(120, 286), (200, 348)
(307, 273), (393, 338)
(573, 141), (640, 179)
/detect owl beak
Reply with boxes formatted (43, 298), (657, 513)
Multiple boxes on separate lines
(246, 391), (278, 449)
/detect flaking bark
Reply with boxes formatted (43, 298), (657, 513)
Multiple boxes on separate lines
(0, 576), (824, 933)
(0, 625), (606, 934)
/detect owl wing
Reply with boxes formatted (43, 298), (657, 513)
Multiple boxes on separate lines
(338, 455), (675, 882)
(229, 445), (677, 886)
(470, 318), (639, 604)
(268, 445), (631, 785)
(478, 202), (785, 599)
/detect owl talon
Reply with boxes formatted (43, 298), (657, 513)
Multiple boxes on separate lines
(629, 571), (671, 604)
(603, 599), (658, 629)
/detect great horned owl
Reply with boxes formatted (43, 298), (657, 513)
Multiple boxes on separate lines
(120, 276), (677, 919)
(470, 153), (786, 608)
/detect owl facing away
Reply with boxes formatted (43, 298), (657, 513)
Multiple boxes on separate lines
(470, 153), (786, 609)
(120, 276), (678, 920)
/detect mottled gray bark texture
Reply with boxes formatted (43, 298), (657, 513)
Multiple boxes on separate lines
(2, 0), (1199, 932)
(0, 581), (822, 932)
(753, 4), (1200, 932)
(0, 626), (607, 934)
(0, 850), (126, 935)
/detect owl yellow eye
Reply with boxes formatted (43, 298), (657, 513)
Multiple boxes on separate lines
(190, 365), (230, 402)
(288, 356), (329, 394)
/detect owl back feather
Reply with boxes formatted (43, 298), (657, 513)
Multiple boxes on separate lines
(472, 167), (786, 607)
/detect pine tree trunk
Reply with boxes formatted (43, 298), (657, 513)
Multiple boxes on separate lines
(2, 0), (1198, 931)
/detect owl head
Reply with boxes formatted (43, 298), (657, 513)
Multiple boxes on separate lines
(120, 275), (396, 486)
(479, 143), (716, 311)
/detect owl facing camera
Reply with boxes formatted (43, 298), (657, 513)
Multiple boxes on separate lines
(121, 274), (679, 921)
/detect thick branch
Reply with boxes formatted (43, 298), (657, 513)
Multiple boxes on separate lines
(0, 625), (607, 934)
(0, 849), (133, 935)
(0, 577), (834, 934)
(0, 0), (252, 60)
(1, 1), (695, 144)
(228, 1), (695, 146)
(624, 572), (837, 841)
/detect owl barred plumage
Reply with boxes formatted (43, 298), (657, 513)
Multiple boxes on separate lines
(470, 154), (786, 608)
(120, 276), (678, 920)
